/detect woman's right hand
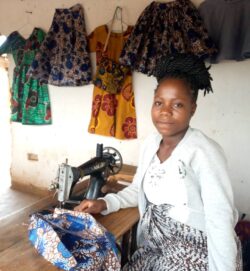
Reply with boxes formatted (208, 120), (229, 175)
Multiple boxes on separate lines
(74, 199), (107, 214)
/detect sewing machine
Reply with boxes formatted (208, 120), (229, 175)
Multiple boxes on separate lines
(49, 144), (123, 207)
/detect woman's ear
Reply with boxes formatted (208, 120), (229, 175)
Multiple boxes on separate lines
(191, 103), (197, 116)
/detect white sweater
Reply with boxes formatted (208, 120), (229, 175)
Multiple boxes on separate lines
(102, 127), (238, 271)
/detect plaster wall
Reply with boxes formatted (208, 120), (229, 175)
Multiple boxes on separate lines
(0, 0), (249, 214)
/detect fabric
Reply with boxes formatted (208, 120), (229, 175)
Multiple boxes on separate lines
(29, 208), (120, 271)
(123, 203), (208, 271)
(235, 220), (250, 270)
(0, 31), (25, 64)
(88, 25), (137, 139)
(94, 56), (130, 94)
(199, 0), (250, 62)
(119, 0), (217, 76)
(101, 127), (240, 270)
(143, 154), (189, 205)
(0, 28), (52, 124)
(27, 4), (92, 86)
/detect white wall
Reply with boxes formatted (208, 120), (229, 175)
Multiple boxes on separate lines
(0, 57), (11, 188)
(0, 0), (249, 214)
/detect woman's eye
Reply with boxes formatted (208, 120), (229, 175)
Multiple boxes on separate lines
(173, 103), (183, 108)
(154, 101), (161, 106)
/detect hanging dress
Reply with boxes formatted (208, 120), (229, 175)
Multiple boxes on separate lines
(27, 4), (92, 86)
(119, 0), (218, 76)
(0, 28), (52, 124)
(199, 0), (250, 62)
(88, 25), (137, 140)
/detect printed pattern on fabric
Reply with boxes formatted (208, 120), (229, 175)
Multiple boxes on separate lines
(123, 203), (208, 271)
(119, 0), (218, 76)
(0, 28), (52, 124)
(29, 208), (120, 271)
(27, 4), (92, 86)
(0, 31), (26, 64)
(88, 25), (137, 139)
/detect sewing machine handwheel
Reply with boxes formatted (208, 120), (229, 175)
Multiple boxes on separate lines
(103, 147), (123, 175)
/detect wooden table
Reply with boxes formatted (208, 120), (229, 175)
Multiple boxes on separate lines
(0, 165), (139, 271)
(0, 202), (139, 271)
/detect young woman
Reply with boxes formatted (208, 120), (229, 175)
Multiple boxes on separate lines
(75, 53), (242, 271)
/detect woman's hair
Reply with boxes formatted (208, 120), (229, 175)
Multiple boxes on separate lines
(154, 53), (213, 102)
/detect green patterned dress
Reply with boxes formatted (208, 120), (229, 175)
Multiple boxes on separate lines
(0, 28), (52, 124)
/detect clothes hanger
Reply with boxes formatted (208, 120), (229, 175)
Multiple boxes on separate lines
(104, 7), (127, 51)
(106, 6), (128, 32)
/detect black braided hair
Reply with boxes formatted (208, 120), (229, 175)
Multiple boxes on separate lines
(154, 53), (213, 101)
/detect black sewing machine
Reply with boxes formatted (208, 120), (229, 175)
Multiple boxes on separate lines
(49, 144), (123, 207)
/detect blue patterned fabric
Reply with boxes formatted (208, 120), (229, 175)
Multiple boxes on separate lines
(27, 4), (92, 86)
(29, 208), (120, 271)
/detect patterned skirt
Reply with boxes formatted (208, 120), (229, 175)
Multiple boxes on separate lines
(28, 4), (92, 86)
(123, 203), (242, 271)
(119, 0), (217, 76)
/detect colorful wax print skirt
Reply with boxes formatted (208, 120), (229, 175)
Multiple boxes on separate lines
(123, 203), (242, 271)
(28, 4), (92, 86)
(29, 208), (120, 271)
(119, 0), (218, 76)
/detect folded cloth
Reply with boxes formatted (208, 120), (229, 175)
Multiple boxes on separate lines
(28, 208), (120, 271)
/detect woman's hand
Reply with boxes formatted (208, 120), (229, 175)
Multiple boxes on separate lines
(74, 199), (107, 214)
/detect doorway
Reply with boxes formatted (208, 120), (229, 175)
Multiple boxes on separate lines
(0, 54), (11, 189)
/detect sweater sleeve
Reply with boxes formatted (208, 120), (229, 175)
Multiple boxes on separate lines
(193, 142), (238, 271)
(100, 172), (139, 215)
(100, 135), (155, 215)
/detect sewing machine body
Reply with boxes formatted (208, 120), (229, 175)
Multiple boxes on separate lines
(50, 144), (123, 207)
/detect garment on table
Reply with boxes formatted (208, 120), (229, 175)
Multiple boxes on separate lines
(27, 4), (92, 86)
(0, 28), (52, 124)
(88, 25), (137, 139)
(101, 127), (242, 270)
(119, 0), (218, 76)
(123, 203), (208, 271)
(29, 208), (120, 271)
(199, 0), (250, 62)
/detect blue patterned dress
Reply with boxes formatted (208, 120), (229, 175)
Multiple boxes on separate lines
(28, 4), (92, 86)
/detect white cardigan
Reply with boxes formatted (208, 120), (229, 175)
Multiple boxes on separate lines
(102, 127), (238, 271)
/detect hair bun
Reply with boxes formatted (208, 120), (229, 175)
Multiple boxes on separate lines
(155, 53), (213, 95)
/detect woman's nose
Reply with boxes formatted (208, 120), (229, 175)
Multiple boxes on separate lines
(160, 104), (172, 115)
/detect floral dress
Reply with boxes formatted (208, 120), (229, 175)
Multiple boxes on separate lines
(0, 28), (52, 124)
(88, 25), (137, 139)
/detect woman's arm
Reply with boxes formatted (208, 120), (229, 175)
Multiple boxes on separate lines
(194, 143), (238, 271)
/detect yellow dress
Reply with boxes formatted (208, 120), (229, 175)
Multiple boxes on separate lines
(88, 25), (137, 139)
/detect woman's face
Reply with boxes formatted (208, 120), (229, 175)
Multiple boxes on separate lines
(151, 78), (197, 139)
